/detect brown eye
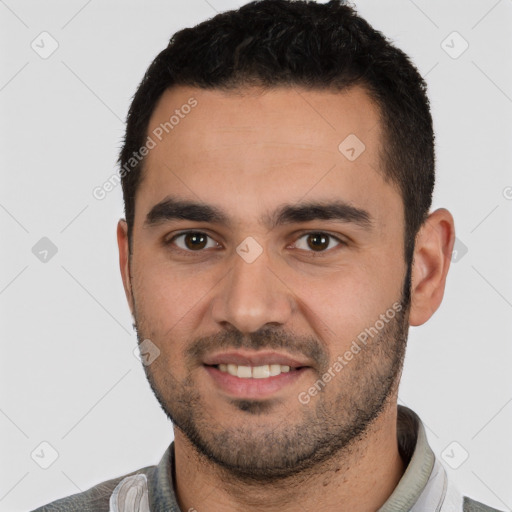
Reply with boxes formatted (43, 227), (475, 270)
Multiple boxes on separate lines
(306, 233), (330, 251)
(294, 232), (342, 253)
(171, 232), (217, 251)
(184, 232), (207, 250)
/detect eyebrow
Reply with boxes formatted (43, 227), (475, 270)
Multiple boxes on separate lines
(267, 201), (372, 230)
(144, 196), (372, 230)
(145, 197), (229, 226)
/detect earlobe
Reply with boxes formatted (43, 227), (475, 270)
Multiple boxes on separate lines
(408, 208), (455, 326)
(117, 219), (134, 316)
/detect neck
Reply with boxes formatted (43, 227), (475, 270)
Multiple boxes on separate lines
(173, 403), (406, 512)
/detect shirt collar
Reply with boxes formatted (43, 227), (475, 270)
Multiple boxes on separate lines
(378, 405), (437, 511)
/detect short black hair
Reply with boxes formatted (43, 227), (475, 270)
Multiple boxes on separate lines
(119, 0), (434, 264)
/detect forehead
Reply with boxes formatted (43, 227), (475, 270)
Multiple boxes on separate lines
(147, 84), (381, 158)
(137, 85), (401, 228)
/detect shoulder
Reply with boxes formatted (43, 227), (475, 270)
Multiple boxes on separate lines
(30, 465), (155, 512)
(463, 496), (505, 512)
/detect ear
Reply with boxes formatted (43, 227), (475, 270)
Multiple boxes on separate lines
(409, 208), (455, 326)
(117, 219), (134, 316)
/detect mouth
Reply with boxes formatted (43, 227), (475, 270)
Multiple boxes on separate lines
(202, 351), (313, 399)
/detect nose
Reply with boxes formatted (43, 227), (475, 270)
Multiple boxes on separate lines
(210, 247), (294, 334)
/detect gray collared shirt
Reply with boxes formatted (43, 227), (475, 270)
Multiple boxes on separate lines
(32, 406), (501, 512)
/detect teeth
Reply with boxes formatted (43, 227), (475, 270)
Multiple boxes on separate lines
(237, 365), (252, 378)
(269, 364), (281, 376)
(252, 365), (270, 379)
(217, 363), (293, 378)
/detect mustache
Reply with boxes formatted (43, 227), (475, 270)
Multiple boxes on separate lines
(186, 327), (329, 370)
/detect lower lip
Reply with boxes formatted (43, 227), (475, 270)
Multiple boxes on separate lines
(204, 365), (310, 399)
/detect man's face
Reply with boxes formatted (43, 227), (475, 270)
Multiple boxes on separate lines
(122, 85), (410, 479)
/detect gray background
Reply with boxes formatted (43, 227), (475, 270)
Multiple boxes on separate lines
(1, 0), (511, 510)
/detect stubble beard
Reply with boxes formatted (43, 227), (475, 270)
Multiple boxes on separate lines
(133, 275), (411, 482)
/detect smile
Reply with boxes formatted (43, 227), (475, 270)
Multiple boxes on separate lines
(216, 363), (292, 379)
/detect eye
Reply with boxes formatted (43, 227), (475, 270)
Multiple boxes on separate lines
(169, 231), (219, 251)
(293, 232), (343, 252)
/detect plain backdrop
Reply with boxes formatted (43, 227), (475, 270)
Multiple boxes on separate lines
(1, 1), (511, 511)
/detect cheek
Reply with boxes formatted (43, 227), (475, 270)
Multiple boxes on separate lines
(130, 251), (218, 338)
(291, 261), (402, 350)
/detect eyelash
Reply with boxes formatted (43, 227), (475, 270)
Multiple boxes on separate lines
(165, 231), (346, 255)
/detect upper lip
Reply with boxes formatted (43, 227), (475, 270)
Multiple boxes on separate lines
(203, 351), (311, 369)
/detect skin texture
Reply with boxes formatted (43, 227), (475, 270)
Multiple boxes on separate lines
(117, 85), (455, 512)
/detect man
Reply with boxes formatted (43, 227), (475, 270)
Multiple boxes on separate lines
(32, 1), (502, 511)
